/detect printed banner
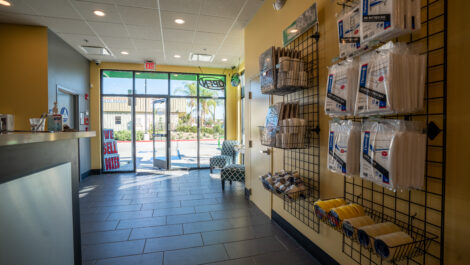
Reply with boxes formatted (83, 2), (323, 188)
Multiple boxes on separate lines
(103, 129), (120, 171)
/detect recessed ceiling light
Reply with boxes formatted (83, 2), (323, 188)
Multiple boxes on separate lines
(174, 18), (185, 24)
(93, 10), (106, 17)
(0, 0), (11, 6)
(120, 51), (129, 55)
(289, 28), (299, 34)
(221, 58), (228, 62)
(174, 54), (181, 58)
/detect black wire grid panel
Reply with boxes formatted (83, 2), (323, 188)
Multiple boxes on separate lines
(281, 25), (321, 233)
(341, 0), (447, 264)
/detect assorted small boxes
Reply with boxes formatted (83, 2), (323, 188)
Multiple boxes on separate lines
(259, 46), (308, 95)
(260, 170), (308, 200)
(260, 102), (308, 149)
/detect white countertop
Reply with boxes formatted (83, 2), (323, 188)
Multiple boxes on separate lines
(0, 131), (96, 147)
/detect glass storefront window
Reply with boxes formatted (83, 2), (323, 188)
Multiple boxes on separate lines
(102, 71), (133, 95)
(170, 74), (197, 96)
(101, 70), (226, 171)
(199, 75), (225, 98)
(102, 96), (134, 172)
(135, 72), (168, 95)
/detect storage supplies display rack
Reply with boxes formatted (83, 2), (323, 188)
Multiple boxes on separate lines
(279, 25), (321, 232)
(340, 0), (447, 264)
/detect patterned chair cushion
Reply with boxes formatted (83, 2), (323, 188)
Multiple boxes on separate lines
(221, 164), (245, 183)
(210, 155), (232, 169)
(221, 140), (239, 159)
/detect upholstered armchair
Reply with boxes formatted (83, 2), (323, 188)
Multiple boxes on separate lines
(209, 140), (238, 173)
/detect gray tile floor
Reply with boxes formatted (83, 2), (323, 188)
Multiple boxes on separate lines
(79, 169), (319, 265)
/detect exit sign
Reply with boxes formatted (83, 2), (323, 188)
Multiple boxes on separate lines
(144, 61), (155, 71)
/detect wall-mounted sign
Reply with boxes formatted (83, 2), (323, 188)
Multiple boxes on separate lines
(60, 107), (69, 123)
(231, 73), (240, 87)
(103, 129), (120, 171)
(283, 3), (318, 46)
(199, 76), (225, 90)
(144, 61), (155, 71)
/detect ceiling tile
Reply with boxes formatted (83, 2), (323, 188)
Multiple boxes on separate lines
(88, 21), (127, 37)
(163, 28), (193, 43)
(101, 36), (133, 49)
(163, 41), (192, 51)
(23, 0), (81, 20)
(0, 11), (44, 25)
(0, 0), (37, 15)
(57, 33), (104, 48)
(191, 44), (219, 55)
(114, 0), (157, 9)
(160, 11), (197, 30)
(201, 0), (245, 18)
(193, 32), (225, 46)
(74, 0), (115, 4)
(42, 17), (94, 34)
(73, 1), (121, 23)
(134, 39), (163, 51)
(159, 0), (202, 14)
(117, 5), (158, 26)
(126, 24), (161, 40)
(197, 15), (233, 34)
(238, 0), (264, 22)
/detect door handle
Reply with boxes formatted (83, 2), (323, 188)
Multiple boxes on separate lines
(260, 148), (271, 155)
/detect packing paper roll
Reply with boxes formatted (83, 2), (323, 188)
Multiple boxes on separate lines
(357, 222), (401, 248)
(374, 231), (414, 261)
(342, 215), (375, 238)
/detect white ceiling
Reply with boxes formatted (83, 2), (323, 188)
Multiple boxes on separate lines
(0, 0), (264, 68)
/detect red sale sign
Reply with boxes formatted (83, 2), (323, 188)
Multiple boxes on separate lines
(102, 129), (120, 171)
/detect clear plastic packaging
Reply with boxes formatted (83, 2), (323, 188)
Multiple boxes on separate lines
(360, 119), (426, 191)
(360, 0), (421, 44)
(337, 4), (365, 58)
(354, 41), (426, 116)
(325, 59), (359, 116)
(327, 120), (361, 176)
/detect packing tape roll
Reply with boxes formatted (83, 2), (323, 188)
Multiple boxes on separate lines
(328, 204), (365, 227)
(342, 216), (375, 238)
(374, 231), (413, 261)
(357, 222), (401, 248)
(313, 199), (346, 219)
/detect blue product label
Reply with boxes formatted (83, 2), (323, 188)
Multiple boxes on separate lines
(360, 64), (368, 88)
(363, 131), (370, 155)
(329, 131), (334, 155)
(363, 0), (369, 16)
(338, 20), (344, 41)
(327, 75), (334, 93)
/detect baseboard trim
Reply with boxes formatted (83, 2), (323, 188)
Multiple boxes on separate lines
(81, 169), (100, 180)
(271, 210), (340, 265)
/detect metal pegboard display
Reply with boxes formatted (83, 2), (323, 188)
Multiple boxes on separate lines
(281, 24), (322, 233)
(341, 0), (447, 264)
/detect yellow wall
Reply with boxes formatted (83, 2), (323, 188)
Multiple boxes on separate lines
(0, 24), (48, 130)
(90, 62), (240, 170)
(445, 1), (470, 264)
(245, 0), (470, 264)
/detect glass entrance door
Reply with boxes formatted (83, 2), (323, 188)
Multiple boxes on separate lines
(152, 98), (168, 169)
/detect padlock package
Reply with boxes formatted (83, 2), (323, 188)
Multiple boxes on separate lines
(325, 59), (359, 117)
(328, 120), (361, 176)
(360, 119), (426, 191)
